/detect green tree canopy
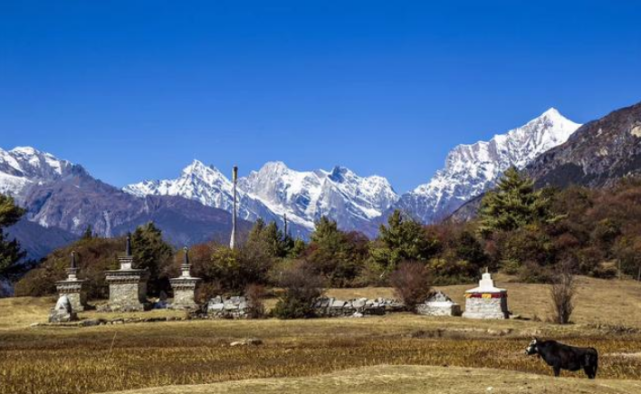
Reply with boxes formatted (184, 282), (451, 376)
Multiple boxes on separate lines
(478, 167), (560, 236)
(131, 222), (174, 296)
(0, 194), (26, 282)
(370, 210), (440, 273)
(306, 216), (367, 287)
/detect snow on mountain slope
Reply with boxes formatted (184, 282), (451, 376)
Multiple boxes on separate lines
(239, 162), (398, 231)
(395, 108), (582, 223)
(0, 146), (76, 198)
(124, 160), (285, 226)
(126, 160), (399, 234)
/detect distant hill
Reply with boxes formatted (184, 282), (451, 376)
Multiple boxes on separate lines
(5, 219), (77, 261)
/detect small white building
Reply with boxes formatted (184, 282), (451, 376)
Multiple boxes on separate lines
(416, 291), (461, 316)
(462, 270), (508, 319)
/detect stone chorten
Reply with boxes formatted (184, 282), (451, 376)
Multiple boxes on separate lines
(416, 291), (461, 317)
(104, 234), (149, 312)
(462, 269), (508, 319)
(55, 251), (88, 311)
(170, 247), (201, 310)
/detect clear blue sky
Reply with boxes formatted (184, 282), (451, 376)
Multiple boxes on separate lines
(1, 1), (640, 192)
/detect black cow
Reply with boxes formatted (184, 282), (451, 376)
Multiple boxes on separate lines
(525, 338), (598, 379)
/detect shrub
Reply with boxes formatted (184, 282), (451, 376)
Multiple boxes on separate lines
(389, 262), (431, 312)
(244, 284), (266, 319)
(549, 263), (576, 324)
(517, 261), (555, 283)
(15, 237), (122, 299)
(273, 262), (325, 319)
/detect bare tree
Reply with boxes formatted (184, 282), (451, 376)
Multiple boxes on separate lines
(390, 262), (431, 312)
(550, 263), (577, 324)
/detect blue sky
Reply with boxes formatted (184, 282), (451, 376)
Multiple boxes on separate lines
(1, 1), (640, 192)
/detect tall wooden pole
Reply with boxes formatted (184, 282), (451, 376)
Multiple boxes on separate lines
(230, 165), (238, 249)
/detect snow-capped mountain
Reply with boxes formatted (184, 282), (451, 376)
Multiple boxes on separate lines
(124, 160), (291, 231)
(239, 162), (398, 232)
(394, 108), (582, 223)
(0, 148), (252, 257)
(125, 161), (399, 236)
(0, 146), (78, 199)
(125, 160), (239, 215)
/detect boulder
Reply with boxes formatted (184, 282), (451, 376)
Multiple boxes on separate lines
(49, 295), (78, 323)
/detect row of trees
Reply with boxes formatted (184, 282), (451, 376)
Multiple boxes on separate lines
(13, 168), (641, 310)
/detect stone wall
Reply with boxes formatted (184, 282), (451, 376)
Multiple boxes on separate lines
(205, 296), (248, 319)
(312, 297), (404, 317)
(201, 296), (404, 319)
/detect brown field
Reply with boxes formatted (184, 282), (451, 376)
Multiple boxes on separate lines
(0, 276), (640, 394)
(106, 365), (641, 394)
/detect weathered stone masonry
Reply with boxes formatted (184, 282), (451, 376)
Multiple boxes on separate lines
(462, 270), (508, 320)
(170, 247), (200, 310)
(103, 235), (149, 312)
(55, 251), (88, 312)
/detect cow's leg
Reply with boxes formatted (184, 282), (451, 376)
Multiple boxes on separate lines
(553, 367), (561, 377)
(583, 366), (592, 379)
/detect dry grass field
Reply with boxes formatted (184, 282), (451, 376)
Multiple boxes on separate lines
(0, 276), (640, 394)
(106, 365), (641, 394)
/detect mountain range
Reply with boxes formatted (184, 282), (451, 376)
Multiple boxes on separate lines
(8, 104), (638, 260)
(123, 108), (581, 234)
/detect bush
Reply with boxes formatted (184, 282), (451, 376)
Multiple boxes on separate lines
(15, 237), (122, 299)
(549, 263), (576, 324)
(517, 261), (555, 283)
(244, 284), (266, 319)
(389, 262), (431, 312)
(273, 262), (325, 319)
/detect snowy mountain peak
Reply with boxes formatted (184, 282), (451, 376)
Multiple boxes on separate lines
(125, 160), (399, 235)
(399, 108), (582, 224)
(0, 146), (77, 199)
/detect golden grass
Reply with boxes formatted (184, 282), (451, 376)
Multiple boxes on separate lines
(0, 277), (640, 394)
(105, 365), (641, 394)
(328, 275), (641, 328)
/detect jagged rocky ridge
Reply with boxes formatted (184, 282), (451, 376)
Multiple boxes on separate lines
(125, 160), (399, 237)
(526, 102), (641, 188)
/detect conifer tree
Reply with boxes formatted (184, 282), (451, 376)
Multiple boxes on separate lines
(81, 225), (94, 240)
(370, 210), (440, 272)
(478, 167), (559, 236)
(0, 194), (26, 281)
(307, 216), (365, 287)
(131, 222), (174, 296)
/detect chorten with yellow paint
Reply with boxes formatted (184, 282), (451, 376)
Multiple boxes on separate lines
(462, 269), (508, 319)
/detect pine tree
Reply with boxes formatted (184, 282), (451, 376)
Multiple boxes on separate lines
(0, 194), (26, 281)
(81, 225), (94, 240)
(130, 222), (174, 296)
(247, 218), (266, 244)
(307, 216), (364, 287)
(370, 210), (440, 272)
(478, 167), (560, 236)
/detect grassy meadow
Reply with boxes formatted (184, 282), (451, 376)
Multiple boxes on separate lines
(0, 276), (640, 394)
